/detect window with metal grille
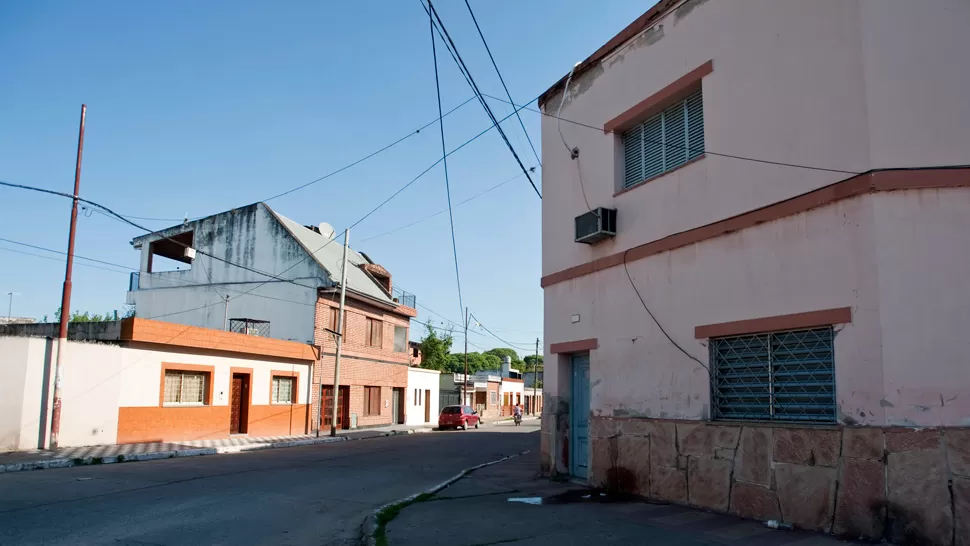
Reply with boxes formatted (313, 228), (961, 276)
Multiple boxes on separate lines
(272, 376), (295, 404)
(622, 89), (704, 188)
(365, 386), (381, 416)
(710, 327), (835, 423)
(163, 371), (209, 405)
(366, 318), (383, 348)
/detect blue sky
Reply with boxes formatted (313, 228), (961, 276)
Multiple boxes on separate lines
(0, 0), (651, 353)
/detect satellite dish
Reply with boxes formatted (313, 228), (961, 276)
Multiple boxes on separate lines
(317, 222), (335, 240)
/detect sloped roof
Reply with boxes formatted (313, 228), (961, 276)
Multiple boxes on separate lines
(263, 204), (394, 305)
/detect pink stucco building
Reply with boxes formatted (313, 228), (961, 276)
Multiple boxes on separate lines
(539, 1), (970, 543)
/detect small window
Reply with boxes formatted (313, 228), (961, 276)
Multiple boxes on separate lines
(622, 89), (704, 188)
(366, 318), (383, 348)
(272, 376), (295, 404)
(489, 391), (498, 406)
(329, 307), (340, 331)
(393, 325), (407, 353)
(710, 327), (836, 423)
(163, 370), (208, 405)
(365, 386), (381, 416)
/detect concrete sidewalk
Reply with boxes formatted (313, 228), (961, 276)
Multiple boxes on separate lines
(0, 423), (434, 473)
(385, 450), (864, 546)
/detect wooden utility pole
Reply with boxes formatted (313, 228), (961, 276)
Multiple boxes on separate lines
(50, 104), (86, 449)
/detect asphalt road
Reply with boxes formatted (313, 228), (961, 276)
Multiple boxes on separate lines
(0, 422), (539, 546)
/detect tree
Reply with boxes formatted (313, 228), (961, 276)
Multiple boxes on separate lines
(523, 354), (543, 371)
(418, 324), (453, 371)
(483, 348), (523, 368)
(444, 352), (502, 374)
(52, 308), (115, 323)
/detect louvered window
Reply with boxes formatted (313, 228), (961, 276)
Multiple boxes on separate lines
(622, 89), (704, 188)
(710, 327), (835, 423)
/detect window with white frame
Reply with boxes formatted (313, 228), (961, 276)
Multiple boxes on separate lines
(272, 376), (295, 404)
(710, 327), (836, 423)
(622, 89), (704, 188)
(163, 370), (209, 405)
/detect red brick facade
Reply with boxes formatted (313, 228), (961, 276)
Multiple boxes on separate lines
(311, 293), (414, 429)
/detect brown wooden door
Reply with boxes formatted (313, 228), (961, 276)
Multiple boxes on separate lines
(322, 385), (350, 429)
(230, 373), (250, 434)
(424, 390), (431, 422)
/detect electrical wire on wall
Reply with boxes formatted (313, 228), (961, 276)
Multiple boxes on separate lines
(621, 248), (709, 375)
(555, 63), (595, 215)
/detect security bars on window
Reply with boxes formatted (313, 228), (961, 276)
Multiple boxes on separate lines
(163, 371), (207, 405)
(272, 376), (294, 404)
(622, 89), (704, 188)
(710, 327), (836, 423)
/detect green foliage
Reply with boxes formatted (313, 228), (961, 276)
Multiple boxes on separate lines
(483, 347), (523, 368)
(418, 324), (454, 371)
(53, 307), (116, 323)
(523, 354), (544, 371)
(445, 352), (502, 374)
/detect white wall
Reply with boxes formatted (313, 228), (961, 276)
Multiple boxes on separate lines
(406, 367), (440, 426)
(0, 336), (312, 449)
(0, 337), (35, 450)
(132, 203), (326, 343)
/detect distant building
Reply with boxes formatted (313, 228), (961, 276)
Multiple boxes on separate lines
(127, 202), (419, 430)
(0, 317), (35, 325)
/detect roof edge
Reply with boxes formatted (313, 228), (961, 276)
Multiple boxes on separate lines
(538, 0), (681, 108)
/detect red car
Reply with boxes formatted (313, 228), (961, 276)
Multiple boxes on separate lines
(438, 405), (481, 430)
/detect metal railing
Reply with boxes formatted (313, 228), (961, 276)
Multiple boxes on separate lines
(392, 287), (416, 309)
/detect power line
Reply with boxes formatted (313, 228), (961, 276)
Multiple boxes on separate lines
(463, 0), (540, 168)
(260, 95), (478, 203)
(429, 1), (465, 320)
(481, 93), (861, 176)
(422, 0), (542, 199)
(0, 91), (542, 317)
(0, 245), (131, 275)
(469, 312), (534, 351)
(358, 172), (524, 243)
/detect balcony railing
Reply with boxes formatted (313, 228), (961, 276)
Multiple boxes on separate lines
(392, 287), (416, 309)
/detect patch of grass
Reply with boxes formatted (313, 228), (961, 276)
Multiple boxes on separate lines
(373, 492), (435, 546)
(91, 457), (103, 465)
(71, 458), (85, 466)
(116, 454), (125, 463)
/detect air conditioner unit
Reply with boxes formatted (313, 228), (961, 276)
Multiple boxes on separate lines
(183, 247), (197, 259)
(575, 207), (617, 244)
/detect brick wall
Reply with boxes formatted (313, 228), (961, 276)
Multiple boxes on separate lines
(310, 295), (412, 429)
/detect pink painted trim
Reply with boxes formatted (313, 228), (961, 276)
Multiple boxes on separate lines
(549, 338), (598, 354)
(603, 60), (713, 134)
(694, 308), (852, 339)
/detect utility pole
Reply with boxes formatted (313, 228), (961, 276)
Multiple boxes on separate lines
(6, 292), (12, 319)
(329, 229), (350, 437)
(533, 337), (539, 415)
(462, 307), (469, 406)
(223, 295), (230, 330)
(50, 104), (86, 450)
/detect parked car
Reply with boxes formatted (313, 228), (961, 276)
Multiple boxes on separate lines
(438, 405), (480, 430)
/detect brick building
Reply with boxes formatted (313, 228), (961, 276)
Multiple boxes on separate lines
(126, 202), (420, 432)
(313, 290), (417, 430)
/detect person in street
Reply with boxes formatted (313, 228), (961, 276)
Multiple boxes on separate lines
(513, 403), (523, 425)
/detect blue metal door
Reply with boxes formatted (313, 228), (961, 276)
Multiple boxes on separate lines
(570, 353), (591, 478)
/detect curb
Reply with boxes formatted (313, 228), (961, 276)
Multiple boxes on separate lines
(0, 436), (347, 473)
(360, 450), (529, 546)
(0, 427), (436, 474)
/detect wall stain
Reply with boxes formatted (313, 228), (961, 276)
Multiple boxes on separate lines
(674, 0), (711, 23)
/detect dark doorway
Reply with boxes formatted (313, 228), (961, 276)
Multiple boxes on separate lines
(322, 385), (350, 430)
(392, 387), (405, 425)
(230, 373), (251, 434)
(424, 389), (431, 423)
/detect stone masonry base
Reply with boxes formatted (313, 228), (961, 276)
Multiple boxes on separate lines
(544, 416), (970, 545)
